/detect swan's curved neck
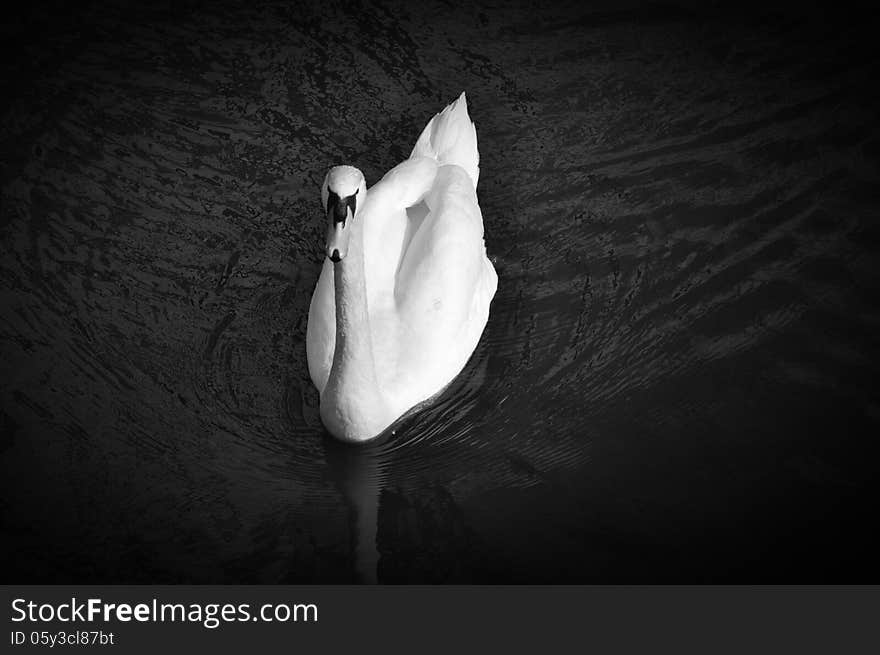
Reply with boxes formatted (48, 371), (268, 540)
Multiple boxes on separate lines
(332, 224), (374, 374)
(322, 218), (388, 441)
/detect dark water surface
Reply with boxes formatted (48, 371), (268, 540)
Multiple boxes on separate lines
(2, 0), (879, 582)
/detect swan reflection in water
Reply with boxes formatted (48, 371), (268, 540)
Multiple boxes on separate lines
(323, 436), (384, 584)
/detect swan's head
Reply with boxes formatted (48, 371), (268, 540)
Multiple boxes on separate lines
(321, 165), (366, 263)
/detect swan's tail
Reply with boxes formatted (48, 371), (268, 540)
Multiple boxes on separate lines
(410, 92), (480, 188)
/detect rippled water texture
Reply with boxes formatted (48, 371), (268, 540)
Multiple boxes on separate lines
(2, 1), (879, 582)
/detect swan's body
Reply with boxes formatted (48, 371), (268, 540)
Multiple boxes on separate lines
(306, 93), (497, 442)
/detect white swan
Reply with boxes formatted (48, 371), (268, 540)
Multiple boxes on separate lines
(306, 93), (498, 443)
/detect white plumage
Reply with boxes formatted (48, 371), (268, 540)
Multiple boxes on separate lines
(306, 93), (498, 442)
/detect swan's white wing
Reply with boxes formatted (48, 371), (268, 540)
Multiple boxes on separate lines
(394, 165), (488, 362)
(360, 157), (438, 305)
(369, 156), (438, 210)
(410, 92), (479, 188)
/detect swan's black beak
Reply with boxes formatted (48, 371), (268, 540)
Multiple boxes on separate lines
(325, 190), (357, 263)
(325, 219), (349, 263)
